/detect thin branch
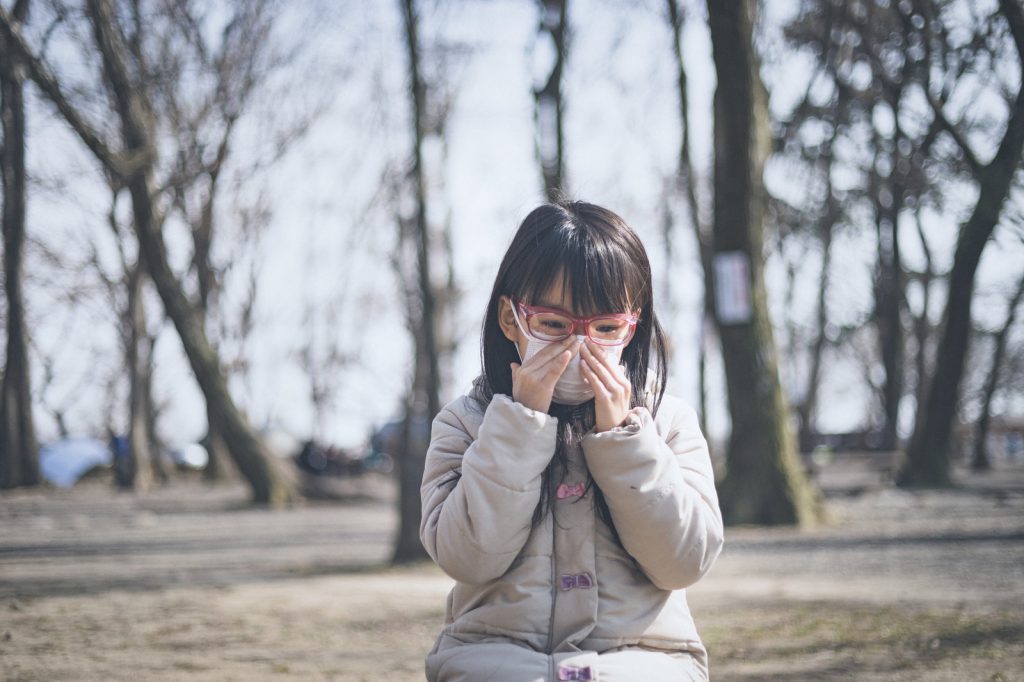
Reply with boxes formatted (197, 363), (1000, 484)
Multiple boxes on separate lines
(924, 90), (985, 176)
(0, 4), (135, 178)
(1000, 0), (1024, 66)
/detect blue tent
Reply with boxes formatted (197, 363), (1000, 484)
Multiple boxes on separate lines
(39, 438), (112, 488)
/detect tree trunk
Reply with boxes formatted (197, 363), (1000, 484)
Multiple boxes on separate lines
(972, 272), (1024, 471)
(910, 210), (935, 425)
(875, 185), (904, 452)
(192, 127), (235, 483)
(141, 328), (168, 484)
(392, 0), (439, 564)
(202, 399), (235, 482)
(667, 0), (713, 435)
(195, 202), (229, 483)
(394, 402), (420, 560)
(706, 0), (822, 526)
(797, 219), (834, 447)
(901, 0), (1024, 487)
(123, 261), (154, 490)
(0, 0), (39, 490)
(534, 0), (569, 202)
(870, 38), (913, 454)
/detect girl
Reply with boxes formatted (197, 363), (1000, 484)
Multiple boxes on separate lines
(420, 201), (724, 681)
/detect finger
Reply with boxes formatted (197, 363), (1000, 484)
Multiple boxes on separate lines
(581, 343), (619, 391)
(547, 348), (573, 378)
(580, 355), (612, 398)
(589, 353), (628, 403)
(582, 339), (617, 370)
(528, 337), (581, 372)
(584, 340), (630, 389)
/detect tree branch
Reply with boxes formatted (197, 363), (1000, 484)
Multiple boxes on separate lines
(992, 0), (1024, 181)
(1000, 0), (1024, 65)
(924, 90), (985, 177)
(0, 4), (133, 178)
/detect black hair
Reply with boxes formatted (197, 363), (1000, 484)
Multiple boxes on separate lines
(472, 200), (669, 531)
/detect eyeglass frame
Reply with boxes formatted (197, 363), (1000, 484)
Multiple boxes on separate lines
(512, 298), (640, 347)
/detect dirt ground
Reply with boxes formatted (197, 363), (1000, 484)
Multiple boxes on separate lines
(1, 461), (1023, 681)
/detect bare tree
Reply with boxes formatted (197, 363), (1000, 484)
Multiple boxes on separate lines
(972, 243), (1024, 470)
(0, 0), (39, 490)
(902, 0), (1024, 486)
(533, 0), (569, 201)
(706, 0), (822, 525)
(0, 0), (295, 504)
(296, 298), (347, 444)
(906, 208), (939, 427)
(778, 0), (1024, 480)
(783, 162), (841, 449)
(392, 0), (447, 563)
(38, 355), (69, 439)
(779, 0), (941, 448)
(155, 2), (293, 483)
(665, 0), (714, 434)
(89, 185), (166, 489)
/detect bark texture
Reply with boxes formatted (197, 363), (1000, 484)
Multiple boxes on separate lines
(0, 0), (39, 490)
(392, 0), (440, 564)
(122, 261), (155, 489)
(534, 0), (569, 202)
(706, 0), (822, 525)
(666, 0), (713, 435)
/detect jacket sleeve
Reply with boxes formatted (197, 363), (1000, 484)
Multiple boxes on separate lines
(419, 394), (557, 584)
(581, 400), (724, 591)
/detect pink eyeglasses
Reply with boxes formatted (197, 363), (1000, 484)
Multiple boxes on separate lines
(513, 299), (639, 347)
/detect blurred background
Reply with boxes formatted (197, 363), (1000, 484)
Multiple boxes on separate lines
(1, 0), (1023, 527)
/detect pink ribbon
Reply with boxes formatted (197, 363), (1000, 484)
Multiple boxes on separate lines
(556, 482), (585, 500)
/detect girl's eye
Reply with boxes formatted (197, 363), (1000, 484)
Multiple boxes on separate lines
(541, 320), (567, 329)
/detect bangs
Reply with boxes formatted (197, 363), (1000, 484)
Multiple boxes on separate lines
(506, 207), (649, 316)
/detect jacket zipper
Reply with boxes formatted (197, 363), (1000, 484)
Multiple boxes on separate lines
(545, 504), (557, 656)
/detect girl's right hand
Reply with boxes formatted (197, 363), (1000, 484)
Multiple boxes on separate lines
(510, 336), (580, 413)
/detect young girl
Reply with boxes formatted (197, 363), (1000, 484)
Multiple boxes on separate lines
(420, 201), (724, 681)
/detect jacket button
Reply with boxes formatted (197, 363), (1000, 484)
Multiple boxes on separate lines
(559, 573), (594, 590)
(557, 664), (593, 681)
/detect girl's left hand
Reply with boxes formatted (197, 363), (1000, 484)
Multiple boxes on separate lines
(580, 339), (631, 433)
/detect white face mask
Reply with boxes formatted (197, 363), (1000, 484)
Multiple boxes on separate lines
(511, 305), (625, 405)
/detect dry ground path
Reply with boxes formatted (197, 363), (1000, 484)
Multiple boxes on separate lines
(1, 463), (1022, 681)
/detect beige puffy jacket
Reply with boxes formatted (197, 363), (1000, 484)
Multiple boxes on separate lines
(420, 386), (724, 681)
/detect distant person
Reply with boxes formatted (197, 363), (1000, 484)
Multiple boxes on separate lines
(420, 201), (724, 681)
(109, 432), (132, 488)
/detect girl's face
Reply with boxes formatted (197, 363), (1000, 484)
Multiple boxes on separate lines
(497, 277), (637, 358)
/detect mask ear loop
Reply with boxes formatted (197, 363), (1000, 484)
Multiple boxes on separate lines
(509, 301), (528, 363)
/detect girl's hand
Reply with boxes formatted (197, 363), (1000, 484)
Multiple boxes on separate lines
(580, 339), (631, 433)
(511, 336), (580, 413)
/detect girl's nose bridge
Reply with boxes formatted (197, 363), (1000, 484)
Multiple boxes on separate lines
(568, 317), (589, 337)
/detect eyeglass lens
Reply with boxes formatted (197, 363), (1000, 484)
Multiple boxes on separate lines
(527, 312), (632, 344)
